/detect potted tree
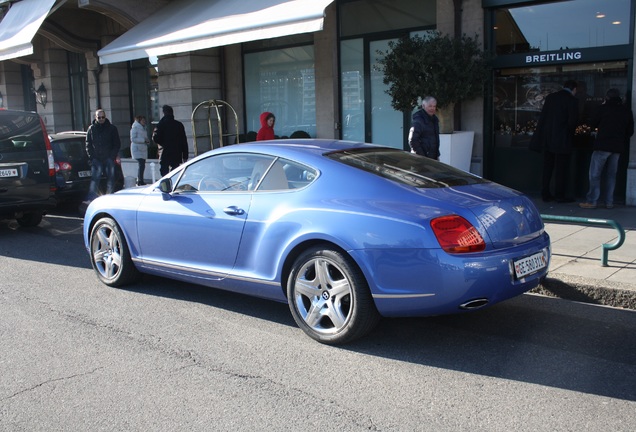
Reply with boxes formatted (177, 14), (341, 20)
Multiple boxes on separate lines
(379, 31), (488, 171)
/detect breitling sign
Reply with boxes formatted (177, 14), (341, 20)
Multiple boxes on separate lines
(525, 51), (582, 64)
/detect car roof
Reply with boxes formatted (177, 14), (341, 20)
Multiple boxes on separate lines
(49, 131), (86, 140)
(212, 139), (386, 159)
(0, 109), (39, 116)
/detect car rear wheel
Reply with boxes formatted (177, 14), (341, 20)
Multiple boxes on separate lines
(16, 211), (43, 227)
(89, 217), (140, 287)
(287, 246), (380, 344)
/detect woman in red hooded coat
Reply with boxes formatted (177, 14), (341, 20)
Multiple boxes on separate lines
(256, 112), (276, 141)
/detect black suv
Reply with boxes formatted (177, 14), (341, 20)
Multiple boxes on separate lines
(0, 110), (57, 227)
(50, 131), (124, 204)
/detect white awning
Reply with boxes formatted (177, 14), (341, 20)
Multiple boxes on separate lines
(0, 0), (56, 61)
(98, 0), (335, 65)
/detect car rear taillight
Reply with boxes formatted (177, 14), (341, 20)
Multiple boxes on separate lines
(55, 161), (72, 173)
(430, 215), (486, 253)
(40, 117), (56, 192)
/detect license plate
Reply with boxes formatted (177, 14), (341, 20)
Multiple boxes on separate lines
(0, 168), (18, 178)
(513, 249), (548, 279)
(78, 170), (91, 178)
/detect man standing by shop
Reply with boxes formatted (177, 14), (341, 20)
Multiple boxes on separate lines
(529, 80), (578, 202)
(86, 108), (120, 200)
(408, 96), (440, 160)
(153, 104), (189, 176)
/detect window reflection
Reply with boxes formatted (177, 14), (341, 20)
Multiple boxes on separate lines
(493, 62), (628, 149)
(244, 46), (316, 139)
(495, 0), (631, 55)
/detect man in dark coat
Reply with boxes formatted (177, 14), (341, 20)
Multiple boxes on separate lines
(529, 80), (579, 202)
(86, 108), (120, 199)
(153, 105), (189, 176)
(579, 88), (634, 209)
(408, 96), (440, 160)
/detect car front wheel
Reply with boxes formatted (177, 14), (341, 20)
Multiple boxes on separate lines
(89, 217), (140, 287)
(287, 246), (380, 344)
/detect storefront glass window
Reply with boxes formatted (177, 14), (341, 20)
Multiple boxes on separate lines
(493, 61), (629, 149)
(495, 0), (632, 55)
(491, 61), (629, 197)
(244, 46), (316, 138)
(68, 53), (88, 131)
(341, 39), (364, 142)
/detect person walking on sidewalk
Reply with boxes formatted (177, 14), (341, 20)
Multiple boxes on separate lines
(153, 105), (189, 176)
(529, 80), (579, 203)
(85, 108), (120, 200)
(579, 88), (634, 209)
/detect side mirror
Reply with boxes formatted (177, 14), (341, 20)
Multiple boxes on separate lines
(159, 178), (172, 200)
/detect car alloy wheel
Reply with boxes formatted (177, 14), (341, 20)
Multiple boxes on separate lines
(89, 217), (140, 287)
(287, 246), (380, 344)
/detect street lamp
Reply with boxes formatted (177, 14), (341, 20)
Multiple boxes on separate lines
(35, 83), (47, 108)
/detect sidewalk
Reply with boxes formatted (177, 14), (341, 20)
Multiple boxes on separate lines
(530, 197), (636, 310)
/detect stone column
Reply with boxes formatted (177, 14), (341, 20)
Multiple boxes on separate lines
(156, 49), (222, 156)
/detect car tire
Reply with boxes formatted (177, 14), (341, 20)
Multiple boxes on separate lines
(287, 246), (380, 344)
(89, 217), (140, 287)
(16, 211), (43, 227)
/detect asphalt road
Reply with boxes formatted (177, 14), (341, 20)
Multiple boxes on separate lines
(1, 209), (635, 431)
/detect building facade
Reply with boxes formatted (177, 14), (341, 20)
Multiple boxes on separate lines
(0, 0), (634, 204)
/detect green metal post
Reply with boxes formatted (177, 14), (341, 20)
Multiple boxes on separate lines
(540, 215), (625, 266)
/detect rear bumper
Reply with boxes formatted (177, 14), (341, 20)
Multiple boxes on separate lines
(0, 196), (57, 217)
(351, 232), (551, 317)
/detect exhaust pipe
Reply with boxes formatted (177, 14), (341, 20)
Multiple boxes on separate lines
(459, 298), (489, 310)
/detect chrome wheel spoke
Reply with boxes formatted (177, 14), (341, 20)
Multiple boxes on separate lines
(305, 297), (326, 327)
(325, 301), (347, 329)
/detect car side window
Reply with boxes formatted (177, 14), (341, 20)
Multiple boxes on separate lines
(172, 153), (317, 193)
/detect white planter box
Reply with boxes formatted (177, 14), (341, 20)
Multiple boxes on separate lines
(439, 131), (474, 172)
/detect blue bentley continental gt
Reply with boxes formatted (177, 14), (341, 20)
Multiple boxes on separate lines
(83, 140), (550, 344)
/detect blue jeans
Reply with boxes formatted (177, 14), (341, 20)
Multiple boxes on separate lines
(88, 158), (116, 199)
(585, 151), (619, 206)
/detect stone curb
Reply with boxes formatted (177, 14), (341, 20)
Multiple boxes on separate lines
(531, 274), (636, 310)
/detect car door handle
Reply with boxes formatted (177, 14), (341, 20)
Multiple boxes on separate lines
(223, 206), (245, 216)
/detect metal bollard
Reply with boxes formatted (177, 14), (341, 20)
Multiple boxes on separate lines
(541, 214), (625, 266)
(150, 162), (156, 182)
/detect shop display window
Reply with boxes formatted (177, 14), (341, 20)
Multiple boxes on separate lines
(493, 61), (629, 149)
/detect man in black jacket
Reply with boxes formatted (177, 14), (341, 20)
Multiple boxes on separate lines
(408, 96), (440, 160)
(86, 108), (120, 199)
(529, 80), (578, 202)
(579, 89), (634, 209)
(153, 105), (189, 176)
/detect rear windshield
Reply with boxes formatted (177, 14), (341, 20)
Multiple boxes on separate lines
(51, 138), (86, 161)
(0, 113), (46, 153)
(326, 147), (488, 188)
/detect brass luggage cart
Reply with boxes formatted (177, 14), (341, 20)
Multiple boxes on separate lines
(190, 99), (240, 156)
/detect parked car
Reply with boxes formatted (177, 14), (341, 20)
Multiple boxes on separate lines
(0, 109), (57, 227)
(50, 131), (124, 204)
(83, 140), (551, 344)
